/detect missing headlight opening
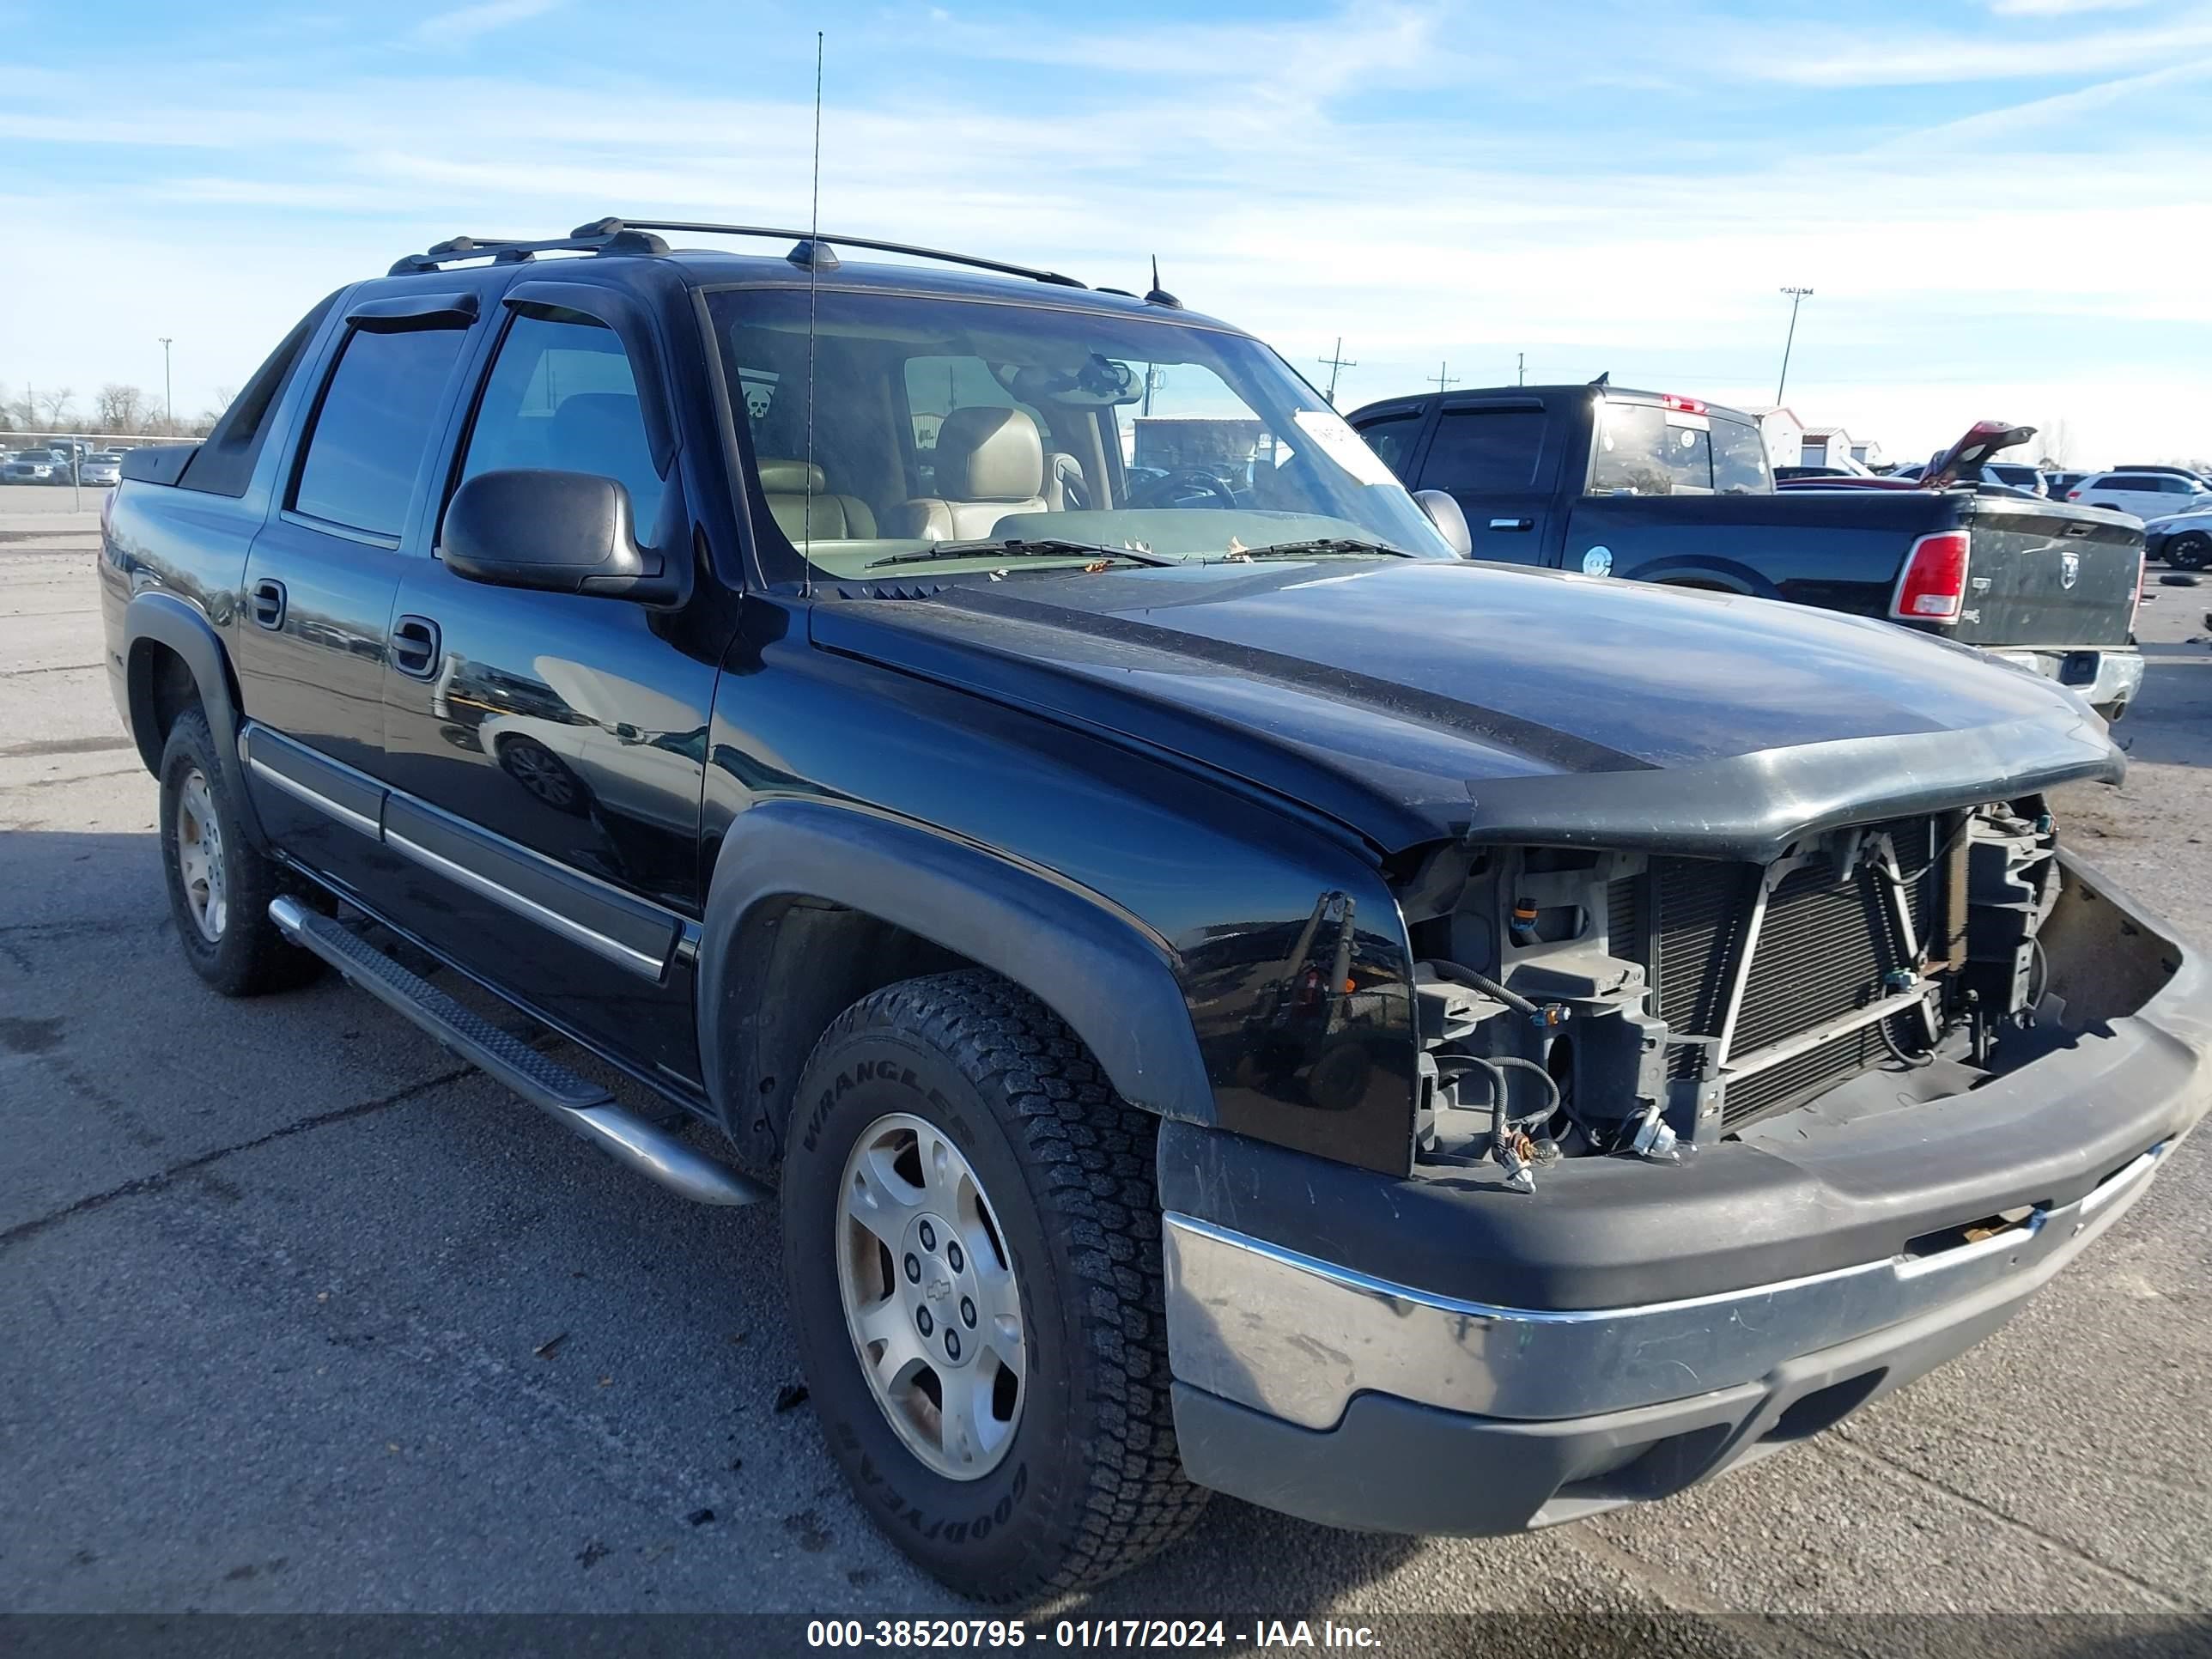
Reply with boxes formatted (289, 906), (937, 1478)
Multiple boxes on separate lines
(1403, 799), (2102, 1190)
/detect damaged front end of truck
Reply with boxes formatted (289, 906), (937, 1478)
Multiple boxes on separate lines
(1401, 796), (2149, 1189)
(1160, 741), (2208, 1537)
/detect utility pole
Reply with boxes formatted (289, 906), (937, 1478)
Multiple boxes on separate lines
(1317, 338), (1356, 406)
(158, 337), (175, 426)
(1516, 352), (1525, 386)
(1775, 288), (1813, 404)
(1428, 361), (1458, 393)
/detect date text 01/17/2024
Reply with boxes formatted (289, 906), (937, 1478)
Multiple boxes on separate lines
(804, 1619), (1382, 1649)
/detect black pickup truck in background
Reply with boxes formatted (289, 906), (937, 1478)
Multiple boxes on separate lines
(1348, 385), (2148, 719)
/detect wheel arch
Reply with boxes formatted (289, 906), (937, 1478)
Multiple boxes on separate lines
(123, 592), (265, 848)
(1626, 557), (1774, 598)
(697, 799), (1216, 1165)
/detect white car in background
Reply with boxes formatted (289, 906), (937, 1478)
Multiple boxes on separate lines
(78, 453), (122, 487)
(3, 449), (68, 484)
(2067, 470), (2212, 521)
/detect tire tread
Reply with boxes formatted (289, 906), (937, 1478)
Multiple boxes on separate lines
(808, 969), (1210, 1599)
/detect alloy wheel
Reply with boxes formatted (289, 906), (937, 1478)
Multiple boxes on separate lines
(174, 768), (228, 942)
(835, 1111), (1026, 1480)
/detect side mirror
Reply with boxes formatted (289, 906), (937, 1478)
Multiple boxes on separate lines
(443, 469), (684, 605)
(1414, 489), (1473, 558)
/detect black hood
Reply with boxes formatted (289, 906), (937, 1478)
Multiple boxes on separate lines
(811, 559), (2122, 860)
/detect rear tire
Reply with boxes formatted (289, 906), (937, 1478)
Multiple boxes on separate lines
(781, 970), (1208, 1601)
(2166, 533), (2209, 572)
(158, 708), (323, 996)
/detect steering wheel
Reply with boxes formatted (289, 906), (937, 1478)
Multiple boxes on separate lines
(1129, 467), (1239, 510)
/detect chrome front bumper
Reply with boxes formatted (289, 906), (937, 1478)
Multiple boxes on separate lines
(1164, 1138), (2173, 1434)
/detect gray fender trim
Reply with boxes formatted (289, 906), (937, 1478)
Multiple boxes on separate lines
(697, 798), (1215, 1146)
(122, 591), (265, 848)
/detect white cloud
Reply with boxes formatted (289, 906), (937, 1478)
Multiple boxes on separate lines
(1989, 0), (2153, 15)
(1721, 10), (2212, 86)
(3, 4), (2209, 466)
(414, 0), (561, 48)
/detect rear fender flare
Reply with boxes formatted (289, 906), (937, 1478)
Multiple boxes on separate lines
(1624, 556), (1777, 599)
(696, 798), (1215, 1160)
(122, 591), (264, 847)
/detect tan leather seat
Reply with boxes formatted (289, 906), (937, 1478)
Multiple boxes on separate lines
(889, 407), (1048, 540)
(1043, 451), (1089, 511)
(757, 459), (878, 541)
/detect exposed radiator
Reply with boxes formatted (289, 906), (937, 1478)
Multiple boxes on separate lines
(1638, 817), (1940, 1129)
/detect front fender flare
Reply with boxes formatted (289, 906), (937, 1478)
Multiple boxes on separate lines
(697, 798), (1215, 1154)
(122, 590), (264, 847)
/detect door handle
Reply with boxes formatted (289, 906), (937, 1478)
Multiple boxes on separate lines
(392, 615), (442, 679)
(1488, 518), (1534, 532)
(249, 578), (287, 630)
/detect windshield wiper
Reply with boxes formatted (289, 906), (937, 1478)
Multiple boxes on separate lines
(1225, 538), (1419, 561)
(863, 538), (1177, 571)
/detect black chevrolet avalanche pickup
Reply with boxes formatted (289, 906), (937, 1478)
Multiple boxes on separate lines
(100, 220), (2207, 1601)
(1347, 385), (2148, 720)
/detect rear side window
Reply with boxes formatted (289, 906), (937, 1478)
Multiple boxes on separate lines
(290, 326), (467, 538)
(178, 293), (337, 498)
(1711, 418), (1773, 495)
(1418, 407), (1547, 492)
(454, 309), (666, 540)
(2100, 475), (2154, 492)
(1352, 411), (1424, 478)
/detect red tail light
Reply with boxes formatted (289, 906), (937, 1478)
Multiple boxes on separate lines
(2066, 488), (2082, 501)
(1660, 393), (1707, 415)
(1890, 530), (1971, 623)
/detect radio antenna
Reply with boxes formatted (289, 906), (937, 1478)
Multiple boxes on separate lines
(800, 29), (824, 599)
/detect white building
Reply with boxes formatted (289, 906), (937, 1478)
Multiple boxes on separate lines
(1741, 405), (1804, 468)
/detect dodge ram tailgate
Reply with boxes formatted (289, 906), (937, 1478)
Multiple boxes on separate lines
(1950, 496), (2141, 650)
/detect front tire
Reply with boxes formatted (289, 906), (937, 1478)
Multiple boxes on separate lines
(781, 971), (1207, 1601)
(158, 708), (322, 996)
(2166, 532), (2209, 572)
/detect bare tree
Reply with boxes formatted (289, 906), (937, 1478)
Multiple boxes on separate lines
(2039, 416), (2076, 469)
(95, 383), (152, 434)
(33, 385), (76, 428)
(174, 384), (239, 440)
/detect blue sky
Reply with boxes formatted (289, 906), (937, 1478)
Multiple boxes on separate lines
(3, 0), (2209, 465)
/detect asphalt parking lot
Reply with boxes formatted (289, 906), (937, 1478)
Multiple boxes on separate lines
(3, 481), (2209, 1635)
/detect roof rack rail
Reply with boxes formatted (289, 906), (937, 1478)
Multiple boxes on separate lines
(573, 217), (1087, 289)
(386, 226), (670, 276)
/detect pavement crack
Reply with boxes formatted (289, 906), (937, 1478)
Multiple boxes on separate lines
(11, 767), (142, 791)
(1556, 1528), (1861, 1659)
(1821, 1434), (2190, 1613)
(0, 660), (102, 677)
(0, 1066), (472, 1251)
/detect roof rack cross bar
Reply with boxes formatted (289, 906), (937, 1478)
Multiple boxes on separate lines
(388, 226), (671, 276)
(576, 218), (1086, 289)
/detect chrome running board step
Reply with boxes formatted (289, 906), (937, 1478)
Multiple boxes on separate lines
(268, 896), (768, 1207)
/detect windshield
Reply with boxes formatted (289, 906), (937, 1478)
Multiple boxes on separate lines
(706, 287), (1454, 582)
